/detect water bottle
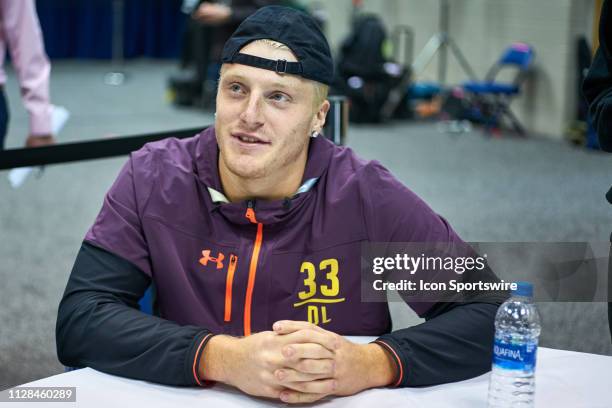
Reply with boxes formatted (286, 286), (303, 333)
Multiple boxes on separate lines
(487, 281), (541, 408)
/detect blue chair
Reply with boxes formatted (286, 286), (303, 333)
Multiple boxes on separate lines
(461, 43), (535, 134)
(138, 285), (155, 315)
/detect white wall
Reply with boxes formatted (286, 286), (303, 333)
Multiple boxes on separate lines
(308, 0), (597, 138)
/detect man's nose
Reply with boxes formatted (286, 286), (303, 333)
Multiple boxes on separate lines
(239, 93), (264, 129)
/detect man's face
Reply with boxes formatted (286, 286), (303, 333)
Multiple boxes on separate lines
(215, 41), (323, 181)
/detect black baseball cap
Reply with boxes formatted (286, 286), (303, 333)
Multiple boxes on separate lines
(221, 6), (334, 86)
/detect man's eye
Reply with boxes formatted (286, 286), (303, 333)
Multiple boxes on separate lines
(270, 93), (289, 102)
(229, 84), (243, 93)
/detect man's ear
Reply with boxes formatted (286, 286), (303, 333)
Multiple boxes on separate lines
(313, 100), (331, 133)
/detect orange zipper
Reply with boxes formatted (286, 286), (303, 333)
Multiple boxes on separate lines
(224, 254), (238, 322)
(244, 202), (263, 336)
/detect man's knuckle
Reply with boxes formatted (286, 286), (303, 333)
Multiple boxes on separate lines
(291, 343), (303, 355)
(284, 393), (297, 404)
(318, 346), (332, 357)
(298, 360), (312, 372)
(262, 385), (278, 398)
(297, 382), (311, 392)
(277, 369), (290, 382)
(295, 382), (310, 393)
(267, 359), (280, 371)
(259, 333), (271, 347)
(261, 354), (275, 370)
(257, 369), (269, 383)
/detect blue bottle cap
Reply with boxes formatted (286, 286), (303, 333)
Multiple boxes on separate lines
(512, 281), (533, 298)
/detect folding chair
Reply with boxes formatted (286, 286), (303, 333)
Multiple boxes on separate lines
(461, 42), (535, 135)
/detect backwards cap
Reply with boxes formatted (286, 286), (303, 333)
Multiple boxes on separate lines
(221, 6), (334, 85)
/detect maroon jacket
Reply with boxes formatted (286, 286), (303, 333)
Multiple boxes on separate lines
(56, 127), (505, 387)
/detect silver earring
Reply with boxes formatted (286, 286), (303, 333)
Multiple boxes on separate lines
(311, 130), (319, 138)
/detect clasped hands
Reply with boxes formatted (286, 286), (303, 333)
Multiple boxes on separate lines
(200, 320), (396, 404)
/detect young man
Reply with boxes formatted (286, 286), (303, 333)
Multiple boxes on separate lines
(57, 6), (505, 404)
(584, 0), (611, 153)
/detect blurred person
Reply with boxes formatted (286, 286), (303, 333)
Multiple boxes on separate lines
(177, 1), (280, 107)
(582, 0), (612, 339)
(57, 7), (507, 404)
(192, 1), (282, 61)
(0, 0), (54, 150)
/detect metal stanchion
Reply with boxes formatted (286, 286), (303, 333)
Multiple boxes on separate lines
(105, 0), (126, 86)
(411, 0), (477, 83)
(322, 96), (348, 146)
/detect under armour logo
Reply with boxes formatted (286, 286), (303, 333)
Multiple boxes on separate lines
(199, 250), (225, 269)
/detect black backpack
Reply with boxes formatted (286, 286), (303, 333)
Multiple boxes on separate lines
(338, 15), (388, 80)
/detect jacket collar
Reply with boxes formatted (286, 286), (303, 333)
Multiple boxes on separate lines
(206, 177), (319, 205)
(194, 126), (334, 225)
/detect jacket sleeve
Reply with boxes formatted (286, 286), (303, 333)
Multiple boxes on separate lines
(56, 148), (214, 386)
(361, 161), (507, 387)
(56, 242), (213, 386)
(374, 302), (501, 387)
(583, 0), (612, 152)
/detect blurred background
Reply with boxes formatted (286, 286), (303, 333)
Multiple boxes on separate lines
(1, 0), (611, 390)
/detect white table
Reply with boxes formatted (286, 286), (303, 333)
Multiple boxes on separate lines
(4, 337), (612, 408)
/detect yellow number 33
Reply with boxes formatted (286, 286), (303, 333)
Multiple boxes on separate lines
(298, 259), (339, 300)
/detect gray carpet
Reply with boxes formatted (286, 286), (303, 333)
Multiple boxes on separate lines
(1, 60), (611, 390)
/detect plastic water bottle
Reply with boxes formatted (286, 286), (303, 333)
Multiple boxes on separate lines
(487, 281), (541, 408)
